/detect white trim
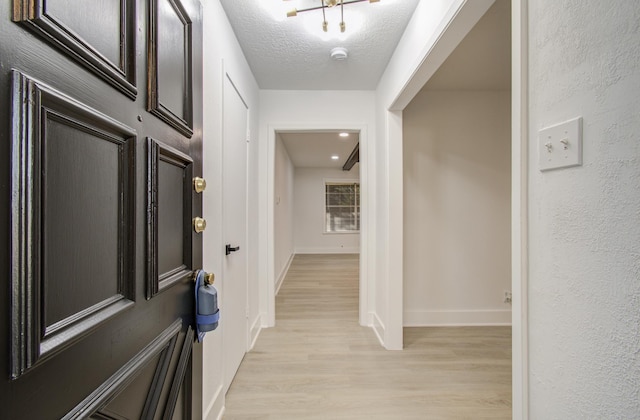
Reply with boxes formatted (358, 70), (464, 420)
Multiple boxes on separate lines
(203, 384), (225, 420)
(263, 125), (277, 327)
(358, 123), (371, 328)
(388, 0), (496, 111)
(263, 123), (371, 329)
(294, 247), (360, 254)
(512, 0), (529, 418)
(275, 252), (294, 295)
(404, 310), (512, 326)
(321, 232), (360, 236)
(248, 313), (262, 350)
(385, 110), (404, 350)
(244, 83), (252, 356)
(371, 312), (385, 347)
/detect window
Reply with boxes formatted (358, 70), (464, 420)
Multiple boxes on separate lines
(325, 182), (360, 233)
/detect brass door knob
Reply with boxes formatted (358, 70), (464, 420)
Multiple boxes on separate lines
(193, 270), (215, 285)
(193, 177), (207, 193)
(204, 272), (215, 285)
(193, 217), (207, 233)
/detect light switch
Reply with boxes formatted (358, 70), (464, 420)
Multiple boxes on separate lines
(538, 117), (582, 171)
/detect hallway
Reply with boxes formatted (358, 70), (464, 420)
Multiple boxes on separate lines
(223, 254), (511, 419)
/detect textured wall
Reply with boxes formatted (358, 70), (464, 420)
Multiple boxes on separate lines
(403, 90), (511, 326)
(528, 0), (640, 417)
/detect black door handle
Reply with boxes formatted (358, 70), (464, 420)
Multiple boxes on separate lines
(225, 244), (240, 255)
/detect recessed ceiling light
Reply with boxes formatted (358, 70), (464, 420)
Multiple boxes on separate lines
(331, 155), (340, 160)
(339, 132), (349, 137)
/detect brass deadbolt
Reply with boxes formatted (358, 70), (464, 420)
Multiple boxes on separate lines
(193, 177), (207, 193)
(193, 217), (207, 233)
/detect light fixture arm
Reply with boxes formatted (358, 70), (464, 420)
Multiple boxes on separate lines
(285, 0), (380, 33)
(288, 0), (376, 13)
(321, 0), (328, 32)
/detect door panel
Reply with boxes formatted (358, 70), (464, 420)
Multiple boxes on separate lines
(222, 75), (249, 392)
(0, 0), (203, 417)
(147, 138), (194, 299)
(148, 0), (193, 137)
(13, 0), (137, 98)
(163, 326), (195, 419)
(45, 0), (123, 65)
(63, 320), (184, 419)
(158, 161), (186, 273)
(10, 72), (136, 375)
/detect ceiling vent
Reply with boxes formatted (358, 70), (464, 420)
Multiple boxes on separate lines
(330, 47), (348, 61)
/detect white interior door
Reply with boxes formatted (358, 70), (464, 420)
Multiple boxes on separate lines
(222, 74), (248, 393)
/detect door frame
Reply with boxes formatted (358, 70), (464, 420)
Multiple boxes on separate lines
(510, 1), (529, 417)
(263, 123), (371, 328)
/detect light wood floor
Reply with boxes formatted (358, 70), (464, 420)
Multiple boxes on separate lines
(223, 254), (512, 419)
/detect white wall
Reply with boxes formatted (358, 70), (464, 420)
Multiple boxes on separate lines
(201, 1), (260, 418)
(294, 167), (360, 254)
(258, 90), (376, 327)
(528, 0), (640, 418)
(274, 136), (295, 291)
(403, 89), (511, 326)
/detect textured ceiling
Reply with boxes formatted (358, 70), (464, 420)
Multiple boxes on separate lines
(219, 0), (420, 90)
(279, 131), (359, 169)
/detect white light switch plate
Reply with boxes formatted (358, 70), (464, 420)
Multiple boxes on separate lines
(538, 117), (582, 171)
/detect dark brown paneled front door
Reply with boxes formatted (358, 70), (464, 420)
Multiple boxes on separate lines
(0, 0), (204, 418)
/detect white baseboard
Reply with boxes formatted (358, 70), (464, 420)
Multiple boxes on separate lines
(275, 253), (294, 296)
(294, 247), (360, 254)
(204, 384), (224, 420)
(365, 311), (374, 326)
(259, 310), (274, 328)
(249, 314), (262, 350)
(371, 312), (385, 346)
(403, 309), (512, 326)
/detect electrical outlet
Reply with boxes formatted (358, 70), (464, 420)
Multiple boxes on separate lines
(503, 291), (512, 304)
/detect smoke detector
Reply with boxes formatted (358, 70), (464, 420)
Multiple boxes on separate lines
(330, 47), (348, 61)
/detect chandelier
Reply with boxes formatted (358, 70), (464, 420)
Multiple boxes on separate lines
(285, 0), (380, 33)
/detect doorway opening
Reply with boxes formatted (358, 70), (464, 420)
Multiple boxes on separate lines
(402, 0), (512, 328)
(265, 126), (369, 329)
(400, 0), (513, 411)
(273, 130), (361, 310)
